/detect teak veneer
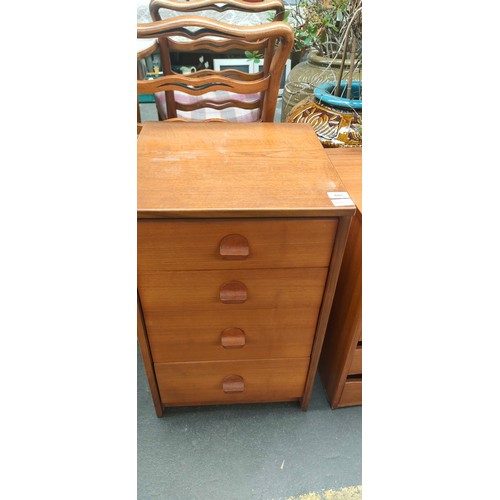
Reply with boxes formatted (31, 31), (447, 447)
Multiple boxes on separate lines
(319, 148), (362, 409)
(137, 122), (356, 416)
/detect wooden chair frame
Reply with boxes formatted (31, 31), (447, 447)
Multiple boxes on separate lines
(149, 0), (286, 21)
(137, 41), (158, 133)
(137, 16), (293, 122)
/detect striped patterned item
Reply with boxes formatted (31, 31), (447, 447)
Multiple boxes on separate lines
(154, 90), (261, 122)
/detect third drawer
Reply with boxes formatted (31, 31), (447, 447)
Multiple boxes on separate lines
(147, 308), (320, 362)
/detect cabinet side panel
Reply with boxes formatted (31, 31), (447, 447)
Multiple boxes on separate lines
(300, 215), (352, 409)
(319, 211), (362, 408)
(137, 294), (164, 417)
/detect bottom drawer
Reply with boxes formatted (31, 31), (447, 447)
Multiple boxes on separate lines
(338, 378), (362, 407)
(155, 358), (310, 406)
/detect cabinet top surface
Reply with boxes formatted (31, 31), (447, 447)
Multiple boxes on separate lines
(138, 122), (356, 219)
(325, 148), (362, 214)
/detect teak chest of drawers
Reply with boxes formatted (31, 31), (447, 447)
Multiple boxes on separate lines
(137, 122), (355, 416)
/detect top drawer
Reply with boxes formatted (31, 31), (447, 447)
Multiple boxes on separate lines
(138, 219), (337, 271)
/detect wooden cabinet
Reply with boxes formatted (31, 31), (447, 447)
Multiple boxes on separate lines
(137, 122), (355, 416)
(319, 149), (362, 409)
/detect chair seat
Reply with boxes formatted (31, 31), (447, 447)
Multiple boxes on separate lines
(154, 90), (261, 122)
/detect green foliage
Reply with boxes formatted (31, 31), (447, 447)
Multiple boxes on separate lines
(245, 50), (262, 64)
(285, 0), (362, 59)
(267, 10), (290, 22)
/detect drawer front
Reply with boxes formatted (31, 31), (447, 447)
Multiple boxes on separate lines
(348, 346), (362, 375)
(155, 358), (310, 405)
(148, 309), (318, 362)
(338, 379), (362, 407)
(138, 268), (329, 311)
(138, 219), (337, 271)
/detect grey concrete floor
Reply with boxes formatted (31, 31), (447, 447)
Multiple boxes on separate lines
(138, 349), (362, 500)
(137, 101), (361, 499)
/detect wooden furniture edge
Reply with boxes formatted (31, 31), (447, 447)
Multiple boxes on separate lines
(331, 212), (362, 409)
(137, 293), (164, 417)
(318, 212), (362, 409)
(137, 41), (158, 60)
(337, 378), (362, 408)
(333, 307), (362, 408)
(300, 214), (353, 410)
(137, 208), (356, 219)
(164, 397), (300, 407)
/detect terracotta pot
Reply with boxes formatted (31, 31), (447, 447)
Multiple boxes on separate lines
(280, 50), (361, 122)
(287, 81), (362, 148)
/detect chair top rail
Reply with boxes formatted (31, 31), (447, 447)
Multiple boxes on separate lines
(137, 16), (293, 45)
(149, 0), (285, 19)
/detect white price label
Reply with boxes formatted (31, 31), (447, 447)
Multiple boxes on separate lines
(327, 191), (351, 199)
(330, 198), (355, 207)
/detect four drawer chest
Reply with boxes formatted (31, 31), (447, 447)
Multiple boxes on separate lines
(137, 122), (356, 416)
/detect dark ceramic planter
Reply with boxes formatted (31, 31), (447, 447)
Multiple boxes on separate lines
(287, 81), (362, 148)
(281, 51), (362, 123)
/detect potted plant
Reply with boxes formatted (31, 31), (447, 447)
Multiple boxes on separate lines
(281, 0), (362, 122)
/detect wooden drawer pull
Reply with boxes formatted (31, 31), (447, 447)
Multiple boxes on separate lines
(221, 328), (246, 348)
(219, 234), (249, 260)
(219, 280), (247, 304)
(222, 374), (245, 393)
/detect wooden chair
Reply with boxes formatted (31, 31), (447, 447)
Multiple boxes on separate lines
(149, 0), (286, 22)
(137, 39), (158, 133)
(137, 13), (293, 122)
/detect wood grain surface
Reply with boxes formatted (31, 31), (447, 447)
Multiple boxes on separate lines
(137, 123), (357, 414)
(137, 297), (163, 416)
(138, 219), (338, 271)
(137, 122), (355, 218)
(348, 346), (362, 375)
(337, 379), (362, 408)
(137, 16), (292, 121)
(149, 0), (286, 19)
(146, 308), (319, 362)
(138, 267), (328, 311)
(325, 148), (362, 214)
(319, 148), (362, 409)
(300, 215), (352, 410)
(319, 203), (362, 408)
(155, 357), (310, 405)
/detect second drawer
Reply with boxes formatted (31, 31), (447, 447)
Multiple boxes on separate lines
(139, 267), (329, 311)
